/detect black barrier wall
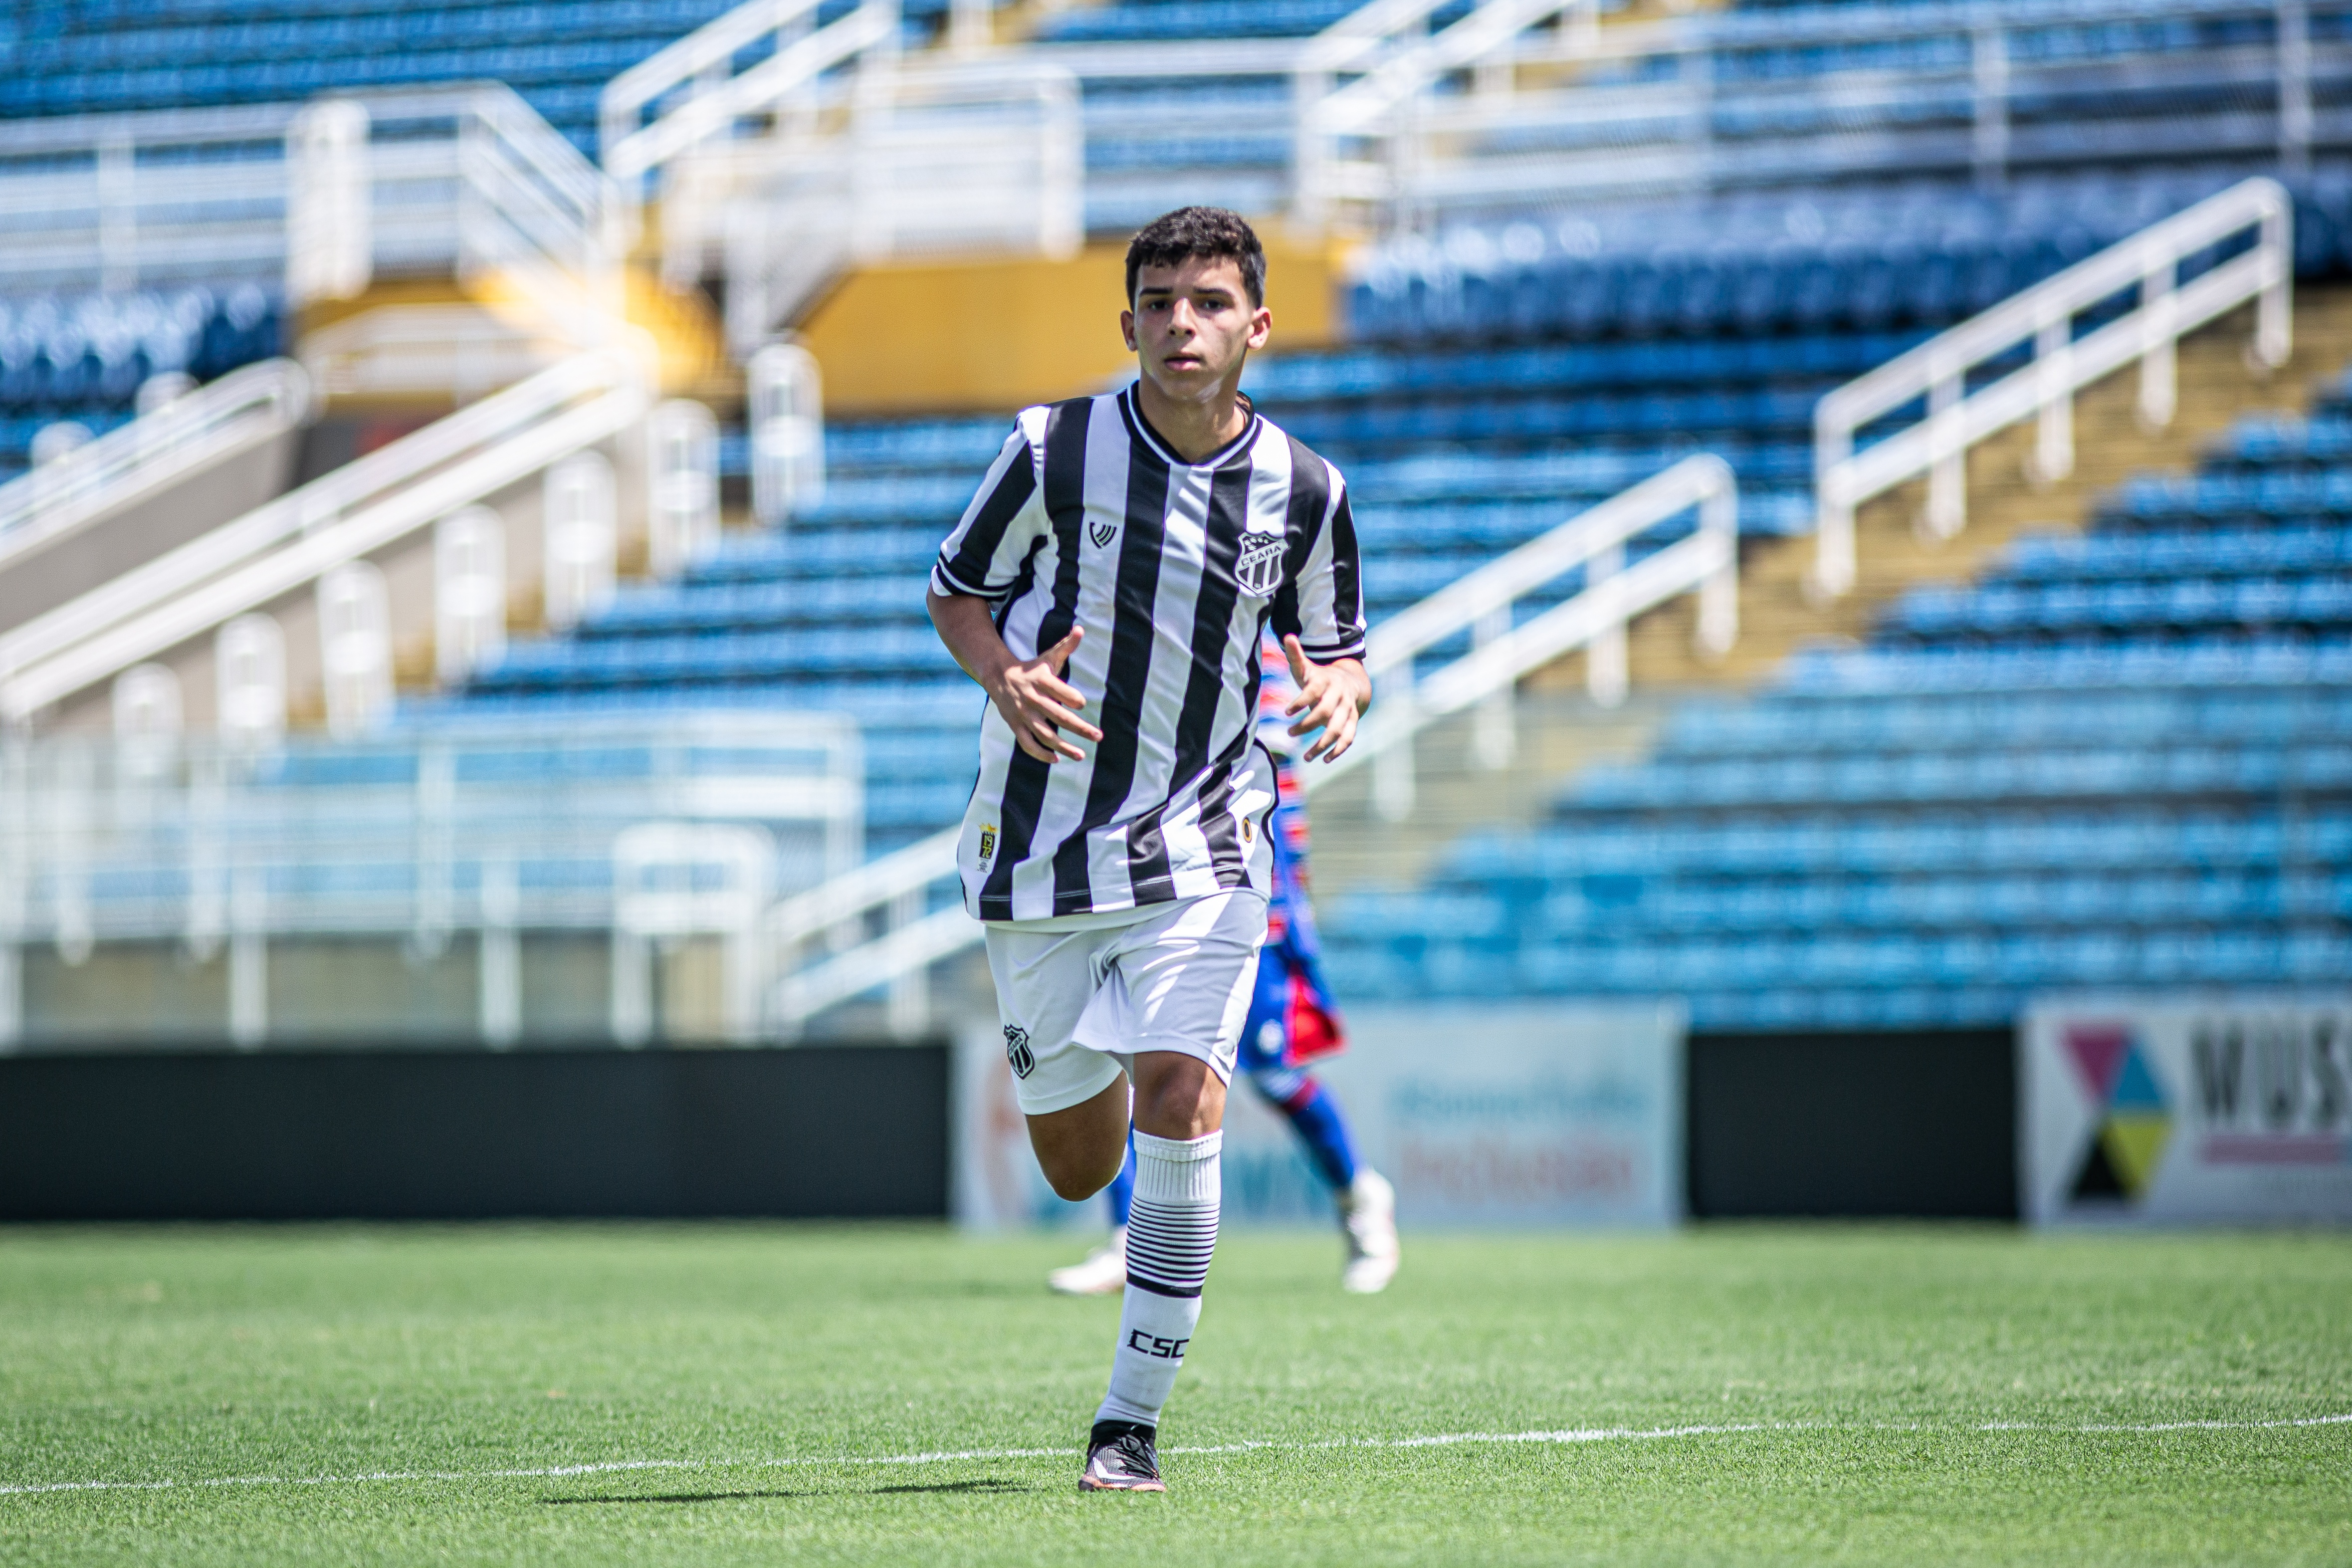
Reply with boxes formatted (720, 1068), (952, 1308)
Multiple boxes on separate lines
(0, 1046), (948, 1221)
(1686, 1029), (2017, 1219)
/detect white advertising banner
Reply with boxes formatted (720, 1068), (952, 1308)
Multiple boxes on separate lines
(2021, 994), (2352, 1226)
(953, 1001), (1686, 1231)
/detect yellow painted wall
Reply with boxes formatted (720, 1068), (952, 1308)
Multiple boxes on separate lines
(796, 232), (1349, 416)
(295, 269), (732, 408)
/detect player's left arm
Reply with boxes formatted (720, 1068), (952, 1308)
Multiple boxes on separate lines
(1281, 475), (1371, 764)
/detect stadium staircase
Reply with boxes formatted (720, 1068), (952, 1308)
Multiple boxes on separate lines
(1320, 339), (2352, 1029)
(1305, 283), (2352, 897)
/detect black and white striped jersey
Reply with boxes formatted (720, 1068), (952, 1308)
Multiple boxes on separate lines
(930, 384), (1367, 923)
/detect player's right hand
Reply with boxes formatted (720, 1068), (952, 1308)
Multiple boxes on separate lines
(991, 626), (1102, 764)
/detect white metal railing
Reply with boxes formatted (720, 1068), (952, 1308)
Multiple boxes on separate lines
(0, 103), (292, 293)
(1287, 0), (2351, 226)
(0, 713), (859, 1049)
(1293, 0), (1520, 224)
(760, 454), (1738, 1029)
(0, 347), (651, 726)
(767, 825), (965, 1037)
(712, 58), (1083, 351)
(361, 89), (632, 329)
(1298, 0), (1598, 222)
(0, 359), (311, 571)
(601, 0), (903, 190)
(610, 0), (1091, 346)
(591, 0), (2352, 273)
(1812, 177), (2292, 598)
(623, 0), (2339, 288)
(1308, 454), (1737, 820)
(0, 87), (628, 315)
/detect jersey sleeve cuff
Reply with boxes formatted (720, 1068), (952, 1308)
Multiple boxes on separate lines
(929, 558), (996, 599)
(1295, 638), (1367, 662)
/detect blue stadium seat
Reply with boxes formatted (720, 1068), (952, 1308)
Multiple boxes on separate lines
(2, 0), (974, 145)
(0, 285), (280, 481)
(1325, 409), (2352, 1029)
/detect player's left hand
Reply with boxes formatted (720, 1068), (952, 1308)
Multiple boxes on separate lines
(1282, 635), (1372, 763)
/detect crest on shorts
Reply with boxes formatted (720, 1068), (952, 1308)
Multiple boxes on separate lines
(1089, 518), (1117, 549)
(1003, 1025), (1035, 1079)
(1234, 529), (1285, 596)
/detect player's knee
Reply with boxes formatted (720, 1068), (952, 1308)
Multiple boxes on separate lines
(1040, 1145), (1123, 1203)
(1131, 1056), (1222, 1140)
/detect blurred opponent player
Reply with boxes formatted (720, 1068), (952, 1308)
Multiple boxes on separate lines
(1049, 631), (1400, 1297)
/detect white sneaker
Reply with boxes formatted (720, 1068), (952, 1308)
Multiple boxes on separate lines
(1337, 1169), (1400, 1294)
(1049, 1227), (1127, 1296)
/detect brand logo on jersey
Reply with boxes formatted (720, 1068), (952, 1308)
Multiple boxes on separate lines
(1235, 529), (1285, 596)
(977, 825), (997, 864)
(1003, 1025), (1034, 1079)
(1125, 1329), (1189, 1359)
(1089, 519), (1117, 549)
(1240, 816), (1254, 844)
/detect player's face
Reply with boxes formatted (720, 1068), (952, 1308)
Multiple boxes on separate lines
(1122, 256), (1272, 404)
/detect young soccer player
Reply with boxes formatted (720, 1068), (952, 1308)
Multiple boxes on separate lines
(1049, 631), (1401, 1297)
(926, 207), (1370, 1493)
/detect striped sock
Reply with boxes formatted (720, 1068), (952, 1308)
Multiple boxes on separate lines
(1095, 1128), (1221, 1429)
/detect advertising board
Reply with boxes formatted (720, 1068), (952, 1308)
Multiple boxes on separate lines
(953, 1001), (1685, 1231)
(2021, 995), (2352, 1226)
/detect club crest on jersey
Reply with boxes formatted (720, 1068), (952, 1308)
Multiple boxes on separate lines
(977, 825), (998, 864)
(1235, 529), (1285, 596)
(1003, 1025), (1035, 1078)
(1089, 519), (1117, 549)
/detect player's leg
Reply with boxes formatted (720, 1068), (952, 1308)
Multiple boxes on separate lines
(988, 921), (1131, 1200)
(1084, 1050), (1225, 1491)
(1247, 1064), (1357, 1188)
(1049, 1131), (1134, 1296)
(1247, 1066), (1400, 1293)
(1024, 1073), (1131, 1201)
(1076, 891), (1259, 1493)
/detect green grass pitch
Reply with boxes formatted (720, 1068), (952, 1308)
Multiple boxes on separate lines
(2, 1224), (2348, 1566)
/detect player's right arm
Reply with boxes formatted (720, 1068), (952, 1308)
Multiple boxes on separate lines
(927, 416), (1102, 764)
(928, 594), (1098, 763)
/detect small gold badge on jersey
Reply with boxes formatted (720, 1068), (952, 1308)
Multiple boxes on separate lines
(977, 825), (998, 865)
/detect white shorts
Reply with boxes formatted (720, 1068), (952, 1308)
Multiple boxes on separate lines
(984, 889), (1270, 1116)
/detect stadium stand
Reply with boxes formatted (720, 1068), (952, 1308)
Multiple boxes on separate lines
(4, 0), (2348, 1050)
(1, 0), (982, 154)
(436, 162), (2352, 881)
(0, 287), (282, 482)
(423, 419), (989, 853)
(1319, 371), (2352, 1029)
(1338, 172), (2352, 348)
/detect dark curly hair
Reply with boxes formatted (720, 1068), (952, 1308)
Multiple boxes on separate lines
(1124, 207), (1267, 308)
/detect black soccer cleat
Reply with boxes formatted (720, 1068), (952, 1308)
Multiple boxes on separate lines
(1078, 1420), (1165, 1492)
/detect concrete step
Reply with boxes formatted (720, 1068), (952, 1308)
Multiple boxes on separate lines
(1304, 692), (1672, 896)
(1597, 287), (2352, 694)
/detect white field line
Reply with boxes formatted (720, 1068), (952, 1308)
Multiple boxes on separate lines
(3, 1413), (2347, 1500)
